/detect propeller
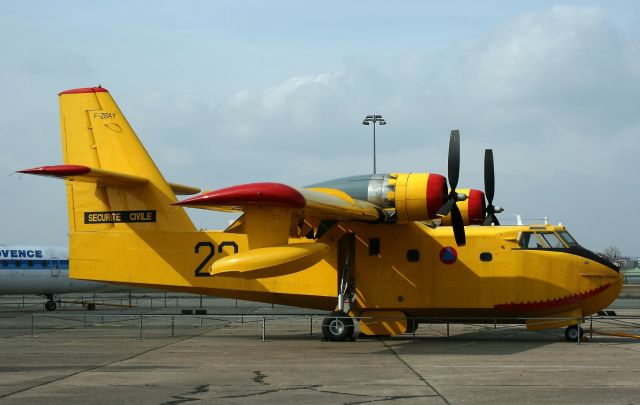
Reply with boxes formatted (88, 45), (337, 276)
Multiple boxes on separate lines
(437, 130), (467, 246)
(482, 149), (503, 225)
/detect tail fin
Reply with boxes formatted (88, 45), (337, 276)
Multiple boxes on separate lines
(58, 86), (195, 232)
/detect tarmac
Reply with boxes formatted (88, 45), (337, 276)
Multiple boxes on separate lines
(0, 291), (639, 404)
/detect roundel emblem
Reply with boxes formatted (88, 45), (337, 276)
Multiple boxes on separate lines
(439, 246), (458, 265)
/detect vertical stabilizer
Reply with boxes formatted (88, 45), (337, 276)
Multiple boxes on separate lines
(58, 87), (195, 233)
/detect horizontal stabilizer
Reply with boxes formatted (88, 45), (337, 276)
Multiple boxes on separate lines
(210, 243), (329, 278)
(19, 165), (200, 195)
(19, 164), (147, 187)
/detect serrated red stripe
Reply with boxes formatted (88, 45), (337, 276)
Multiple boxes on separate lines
(494, 283), (610, 312)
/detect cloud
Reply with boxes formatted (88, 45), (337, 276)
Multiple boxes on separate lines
(21, 50), (93, 78)
(5, 4), (638, 253)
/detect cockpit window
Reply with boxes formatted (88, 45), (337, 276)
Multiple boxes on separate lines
(520, 232), (546, 249)
(519, 232), (569, 249)
(539, 233), (565, 248)
(558, 231), (579, 247)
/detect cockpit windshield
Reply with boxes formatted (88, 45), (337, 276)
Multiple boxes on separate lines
(519, 231), (572, 249)
(539, 233), (565, 248)
(558, 231), (579, 247)
(519, 232), (545, 249)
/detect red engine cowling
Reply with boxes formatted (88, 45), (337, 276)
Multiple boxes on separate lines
(306, 173), (448, 222)
(440, 188), (486, 226)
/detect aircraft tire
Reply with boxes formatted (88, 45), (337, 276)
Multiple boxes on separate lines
(322, 311), (354, 341)
(45, 301), (57, 311)
(87, 303), (96, 311)
(564, 324), (584, 342)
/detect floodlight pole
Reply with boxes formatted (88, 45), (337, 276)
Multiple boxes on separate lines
(362, 114), (386, 174)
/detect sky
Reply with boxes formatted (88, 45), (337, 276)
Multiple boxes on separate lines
(1, 1), (639, 255)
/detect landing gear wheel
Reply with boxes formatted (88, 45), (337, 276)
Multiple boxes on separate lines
(86, 303), (96, 311)
(322, 311), (355, 341)
(564, 324), (584, 342)
(45, 301), (57, 311)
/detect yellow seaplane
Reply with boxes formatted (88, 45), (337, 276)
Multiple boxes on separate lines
(19, 87), (622, 342)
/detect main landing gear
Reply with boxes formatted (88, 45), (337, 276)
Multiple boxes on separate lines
(564, 324), (584, 342)
(44, 294), (59, 311)
(322, 311), (355, 341)
(322, 250), (356, 342)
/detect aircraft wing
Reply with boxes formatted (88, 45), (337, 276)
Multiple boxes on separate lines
(174, 182), (383, 222)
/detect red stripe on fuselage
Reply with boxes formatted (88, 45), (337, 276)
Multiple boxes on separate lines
(494, 283), (611, 312)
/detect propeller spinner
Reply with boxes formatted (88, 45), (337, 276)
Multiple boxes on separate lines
(437, 130), (468, 246)
(482, 149), (503, 226)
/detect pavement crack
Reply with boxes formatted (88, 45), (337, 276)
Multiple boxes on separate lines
(220, 385), (322, 399)
(161, 384), (211, 405)
(344, 394), (442, 404)
(381, 339), (451, 405)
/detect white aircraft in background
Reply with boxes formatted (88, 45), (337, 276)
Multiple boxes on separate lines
(0, 245), (107, 310)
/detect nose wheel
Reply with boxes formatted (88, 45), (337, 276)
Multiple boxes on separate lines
(564, 324), (584, 342)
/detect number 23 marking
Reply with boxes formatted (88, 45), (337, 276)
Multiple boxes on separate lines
(193, 241), (239, 277)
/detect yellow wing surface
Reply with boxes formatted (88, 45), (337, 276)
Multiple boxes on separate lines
(173, 182), (384, 276)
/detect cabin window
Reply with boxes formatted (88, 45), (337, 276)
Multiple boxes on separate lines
(1, 260), (7, 268)
(15, 260), (22, 268)
(480, 252), (492, 262)
(369, 238), (381, 256)
(407, 249), (420, 262)
(27, 260), (34, 268)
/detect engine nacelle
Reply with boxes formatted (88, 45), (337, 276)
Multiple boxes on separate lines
(440, 188), (486, 226)
(307, 173), (447, 223)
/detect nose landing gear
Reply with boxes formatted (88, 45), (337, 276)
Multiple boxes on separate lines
(44, 294), (60, 311)
(564, 324), (584, 342)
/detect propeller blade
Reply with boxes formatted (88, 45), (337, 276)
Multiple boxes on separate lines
(448, 130), (460, 190)
(484, 149), (494, 205)
(437, 198), (455, 218)
(451, 203), (466, 246)
(483, 213), (500, 226)
(482, 148), (503, 226)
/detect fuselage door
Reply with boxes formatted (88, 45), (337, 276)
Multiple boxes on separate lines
(50, 257), (61, 277)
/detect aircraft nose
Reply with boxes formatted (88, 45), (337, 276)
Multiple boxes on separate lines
(570, 246), (620, 273)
